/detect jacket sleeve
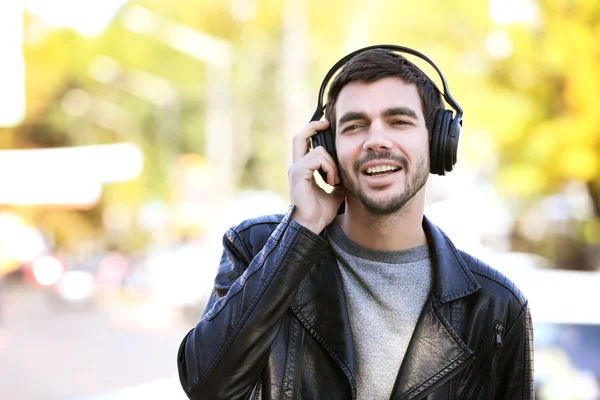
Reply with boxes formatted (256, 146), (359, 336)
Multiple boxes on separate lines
(177, 212), (329, 399)
(496, 303), (535, 399)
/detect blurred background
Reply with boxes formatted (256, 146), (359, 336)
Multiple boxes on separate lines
(0, 0), (599, 399)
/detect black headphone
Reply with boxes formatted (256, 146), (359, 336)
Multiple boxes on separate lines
(310, 44), (463, 178)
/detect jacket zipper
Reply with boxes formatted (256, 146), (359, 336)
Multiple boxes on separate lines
(464, 322), (504, 400)
(495, 322), (504, 348)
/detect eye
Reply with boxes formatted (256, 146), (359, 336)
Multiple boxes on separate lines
(341, 124), (363, 133)
(391, 120), (411, 126)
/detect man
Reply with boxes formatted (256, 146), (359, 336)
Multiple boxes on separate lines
(178, 47), (534, 399)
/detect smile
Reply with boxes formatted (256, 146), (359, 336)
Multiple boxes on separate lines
(364, 165), (401, 176)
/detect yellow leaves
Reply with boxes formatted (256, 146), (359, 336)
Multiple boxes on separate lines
(557, 115), (598, 144)
(487, 3), (600, 200)
(524, 115), (599, 183)
(578, 0), (600, 16)
(531, 115), (596, 153)
(475, 90), (539, 149)
(13, 0), (600, 210)
(22, 19), (72, 117)
(542, 13), (600, 113)
(497, 164), (546, 198)
(564, 62), (600, 113)
(37, 209), (101, 250)
(529, 124), (557, 161)
(558, 146), (599, 181)
(559, 27), (600, 113)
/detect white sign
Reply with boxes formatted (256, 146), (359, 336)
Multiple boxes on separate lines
(0, 143), (144, 205)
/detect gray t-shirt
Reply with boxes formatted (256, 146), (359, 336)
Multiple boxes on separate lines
(327, 221), (433, 400)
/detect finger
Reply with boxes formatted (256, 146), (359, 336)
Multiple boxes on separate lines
(318, 148), (340, 186)
(297, 149), (339, 186)
(291, 152), (336, 181)
(292, 120), (330, 163)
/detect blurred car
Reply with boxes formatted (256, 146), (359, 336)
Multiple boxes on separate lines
(535, 322), (600, 399)
(21, 253), (97, 311)
(22, 253), (66, 288)
(48, 268), (97, 310)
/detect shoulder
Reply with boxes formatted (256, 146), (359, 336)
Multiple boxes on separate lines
(228, 214), (285, 236)
(423, 216), (528, 310)
(224, 213), (286, 255)
(459, 250), (528, 308)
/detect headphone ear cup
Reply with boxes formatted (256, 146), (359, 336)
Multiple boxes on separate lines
(322, 128), (338, 165)
(438, 110), (453, 175)
(430, 110), (454, 176)
(445, 116), (461, 172)
(430, 110), (444, 175)
(310, 127), (338, 182)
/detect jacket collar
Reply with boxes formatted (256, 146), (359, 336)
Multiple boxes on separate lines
(422, 216), (481, 304)
(291, 215), (480, 399)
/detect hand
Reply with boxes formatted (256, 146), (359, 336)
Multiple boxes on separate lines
(288, 121), (347, 234)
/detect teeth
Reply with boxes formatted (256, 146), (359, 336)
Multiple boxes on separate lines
(366, 165), (399, 174)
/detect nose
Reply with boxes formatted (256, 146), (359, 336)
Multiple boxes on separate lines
(362, 121), (393, 152)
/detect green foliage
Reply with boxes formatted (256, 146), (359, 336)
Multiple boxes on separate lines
(10, 0), (600, 257)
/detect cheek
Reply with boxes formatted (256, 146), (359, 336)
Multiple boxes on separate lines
(420, 137), (431, 158)
(397, 132), (430, 160)
(334, 137), (360, 167)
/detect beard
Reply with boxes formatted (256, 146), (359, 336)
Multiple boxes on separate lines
(340, 151), (429, 216)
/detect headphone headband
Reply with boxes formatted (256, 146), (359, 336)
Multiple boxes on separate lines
(310, 44), (463, 122)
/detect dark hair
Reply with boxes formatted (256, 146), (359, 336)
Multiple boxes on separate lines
(324, 49), (444, 134)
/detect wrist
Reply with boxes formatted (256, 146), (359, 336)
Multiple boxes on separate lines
(292, 217), (325, 234)
(289, 205), (325, 234)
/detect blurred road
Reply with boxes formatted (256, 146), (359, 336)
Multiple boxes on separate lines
(0, 280), (193, 400)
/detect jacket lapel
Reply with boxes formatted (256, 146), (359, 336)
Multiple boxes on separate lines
(290, 236), (357, 395)
(390, 217), (481, 399)
(389, 299), (474, 399)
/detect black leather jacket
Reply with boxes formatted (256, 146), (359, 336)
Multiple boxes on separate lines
(178, 210), (534, 399)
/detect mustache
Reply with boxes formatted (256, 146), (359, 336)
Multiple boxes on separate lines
(353, 151), (409, 173)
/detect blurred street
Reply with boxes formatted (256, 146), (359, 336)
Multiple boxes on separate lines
(0, 279), (191, 400)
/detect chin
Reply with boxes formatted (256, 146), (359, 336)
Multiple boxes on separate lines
(356, 180), (426, 216)
(358, 193), (409, 216)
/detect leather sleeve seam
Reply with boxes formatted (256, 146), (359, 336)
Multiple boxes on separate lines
(233, 215), (285, 235)
(504, 302), (528, 337)
(228, 228), (252, 265)
(191, 224), (298, 396)
(470, 270), (528, 308)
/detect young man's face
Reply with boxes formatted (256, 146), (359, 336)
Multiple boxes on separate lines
(334, 77), (430, 215)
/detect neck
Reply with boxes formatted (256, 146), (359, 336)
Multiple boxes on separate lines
(337, 191), (427, 251)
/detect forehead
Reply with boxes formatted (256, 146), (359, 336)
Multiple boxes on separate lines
(335, 77), (423, 120)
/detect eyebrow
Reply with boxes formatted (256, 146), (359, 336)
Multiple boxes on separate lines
(338, 107), (419, 127)
(382, 106), (418, 120)
(338, 111), (367, 127)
